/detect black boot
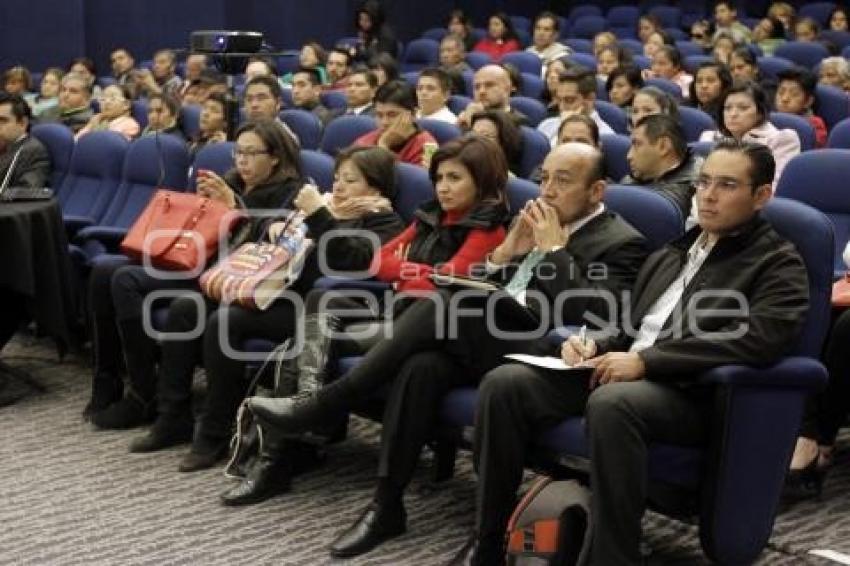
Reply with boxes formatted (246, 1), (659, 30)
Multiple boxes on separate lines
(83, 375), (122, 421)
(128, 413), (194, 453)
(329, 501), (406, 558)
(220, 425), (292, 506)
(83, 316), (124, 420)
(91, 388), (156, 429)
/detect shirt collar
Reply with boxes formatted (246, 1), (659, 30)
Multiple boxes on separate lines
(568, 203), (605, 235)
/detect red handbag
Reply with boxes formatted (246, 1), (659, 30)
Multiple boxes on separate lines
(121, 189), (244, 272)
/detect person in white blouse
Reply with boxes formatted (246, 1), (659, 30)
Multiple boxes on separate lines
(414, 68), (457, 124)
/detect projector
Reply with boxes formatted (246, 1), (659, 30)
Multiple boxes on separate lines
(190, 30), (264, 54)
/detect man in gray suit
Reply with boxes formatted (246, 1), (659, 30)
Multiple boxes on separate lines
(0, 93), (51, 188)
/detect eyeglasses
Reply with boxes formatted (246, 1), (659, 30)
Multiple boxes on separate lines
(539, 173), (578, 191)
(694, 176), (752, 192)
(232, 147), (270, 159)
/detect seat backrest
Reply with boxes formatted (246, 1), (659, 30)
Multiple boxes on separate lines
(757, 56), (795, 80)
(320, 90), (347, 110)
(320, 115), (376, 155)
(519, 127), (551, 179)
(501, 52), (542, 76)
(619, 38), (644, 57)
(393, 162), (434, 223)
(603, 185), (684, 251)
(58, 130), (128, 222)
(679, 107), (716, 143)
(645, 77), (683, 101)
(774, 42), (831, 69)
(798, 1), (837, 26)
(100, 134), (190, 229)
(571, 15), (607, 40)
(595, 101), (629, 135)
(510, 15), (531, 34)
(131, 100), (148, 130)
(30, 123), (75, 190)
(422, 27), (447, 42)
(447, 95), (472, 115)
(820, 30), (850, 49)
(180, 104), (201, 140)
(684, 55), (714, 74)
(190, 141), (234, 188)
(775, 149), (849, 276)
(761, 197), (834, 357)
(417, 119), (461, 145)
(606, 6), (640, 26)
(280, 109), (323, 150)
(300, 149), (335, 191)
(600, 134), (631, 183)
(569, 5), (603, 21)
(511, 96), (547, 127)
(688, 140), (715, 158)
(402, 71), (419, 87)
(814, 84), (850, 131)
(465, 52), (493, 70)
(402, 38), (440, 72)
(567, 53), (598, 73)
(827, 117), (850, 148)
(506, 176), (539, 216)
(520, 73), (545, 99)
(649, 6), (682, 28)
(770, 112), (816, 151)
(565, 38), (593, 54)
(675, 41), (706, 58)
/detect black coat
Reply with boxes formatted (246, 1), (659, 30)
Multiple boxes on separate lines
(599, 214), (810, 381)
(0, 135), (51, 188)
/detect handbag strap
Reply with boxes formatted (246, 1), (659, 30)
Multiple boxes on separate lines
(147, 193), (216, 258)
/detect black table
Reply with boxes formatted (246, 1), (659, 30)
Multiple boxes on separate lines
(0, 198), (77, 404)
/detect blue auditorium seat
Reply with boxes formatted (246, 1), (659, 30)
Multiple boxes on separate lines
(571, 15), (607, 40)
(501, 52), (542, 76)
(300, 149), (335, 191)
(189, 142), (234, 188)
(814, 84), (850, 131)
(774, 42), (831, 69)
(280, 109), (323, 150)
(679, 107), (716, 143)
(30, 123), (75, 190)
(518, 126), (550, 178)
(180, 104), (201, 140)
(510, 96), (547, 128)
(417, 119), (461, 145)
(319, 115), (376, 156)
(600, 134), (631, 182)
(401, 38), (440, 73)
(770, 112), (817, 151)
(595, 101), (629, 135)
(827, 117), (850, 148)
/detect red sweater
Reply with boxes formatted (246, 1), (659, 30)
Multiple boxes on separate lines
(473, 38), (521, 61)
(809, 114), (827, 148)
(371, 210), (506, 293)
(355, 129), (437, 167)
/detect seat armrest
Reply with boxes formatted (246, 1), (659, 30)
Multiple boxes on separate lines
(73, 226), (129, 249)
(697, 357), (828, 390)
(312, 275), (392, 293)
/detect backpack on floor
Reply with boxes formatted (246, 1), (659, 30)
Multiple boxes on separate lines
(506, 477), (593, 566)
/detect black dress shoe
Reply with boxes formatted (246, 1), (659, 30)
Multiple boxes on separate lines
(220, 457), (292, 506)
(784, 454), (830, 501)
(178, 441), (227, 473)
(128, 417), (194, 453)
(247, 394), (325, 435)
(329, 502), (406, 558)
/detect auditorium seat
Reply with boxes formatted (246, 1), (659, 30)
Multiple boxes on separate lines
(684, 55), (714, 74)
(319, 115), (376, 156)
(757, 56), (795, 80)
(600, 134), (631, 182)
(618, 38), (644, 57)
(770, 112), (816, 151)
(519, 73), (545, 99)
(401, 38), (440, 73)
(606, 7), (639, 39)
(501, 52), (542, 77)
(417, 119), (461, 145)
(827, 117), (850, 148)
(518, 126), (550, 178)
(814, 84), (850, 131)
(774, 42), (831, 69)
(645, 77), (683, 100)
(510, 96), (547, 127)
(595, 101), (629, 135)
(280, 109), (323, 150)
(464, 52), (492, 71)
(675, 41), (707, 58)
(570, 15), (608, 40)
(679, 107), (716, 143)
(447, 95), (471, 115)
(320, 91), (347, 111)
(564, 38), (593, 54)
(422, 27), (447, 42)
(300, 149), (335, 191)
(798, 1), (838, 26)
(649, 6), (682, 29)
(180, 104), (201, 141)
(567, 53), (598, 73)
(31, 123), (75, 191)
(132, 100), (148, 130)
(189, 142), (234, 188)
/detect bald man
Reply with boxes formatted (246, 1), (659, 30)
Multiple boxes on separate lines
(457, 64), (527, 129)
(319, 143), (649, 561)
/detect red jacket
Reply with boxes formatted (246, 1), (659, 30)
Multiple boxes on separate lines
(809, 114), (827, 148)
(355, 128), (437, 167)
(371, 208), (506, 293)
(473, 38), (521, 61)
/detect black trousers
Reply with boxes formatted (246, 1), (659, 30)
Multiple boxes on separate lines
(801, 307), (850, 445)
(586, 381), (710, 565)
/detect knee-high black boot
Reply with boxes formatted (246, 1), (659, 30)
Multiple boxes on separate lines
(219, 425), (292, 505)
(83, 315), (124, 420)
(92, 318), (158, 429)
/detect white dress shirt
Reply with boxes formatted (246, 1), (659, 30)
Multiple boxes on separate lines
(417, 106), (458, 124)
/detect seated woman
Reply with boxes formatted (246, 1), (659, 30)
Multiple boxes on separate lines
(646, 46), (693, 99)
(85, 119), (304, 428)
(470, 110), (523, 176)
(68, 57), (103, 99)
(76, 84), (139, 140)
(131, 146), (406, 479)
(446, 9), (476, 52)
(629, 85), (680, 130)
(699, 79), (800, 188)
(819, 56), (850, 92)
(606, 65), (644, 111)
(281, 42), (329, 85)
(140, 93), (184, 140)
(638, 14), (663, 44)
(751, 17), (786, 56)
(354, 80), (438, 167)
(829, 5), (850, 32)
(688, 61), (733, 121)
(473, 11), (521, 62)
(2, 66), (32, 97)
(596, 45), (632, 83)
(728, 46), (776, 103)
(237, 136), (509, 486)
(642, 29), (675, 59)
(592, 31), (618, 58)
(188, 92), (235, 158)
(27, 67), (63, 119)
(711, 32), (738, 65)
(368, 52), (400, 87)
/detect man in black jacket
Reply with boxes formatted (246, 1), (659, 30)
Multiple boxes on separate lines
(249, 143), (650, 559)
(0, 92), (51, 189)
(549, 139), (808, 566)
(622, 113), (702, 220)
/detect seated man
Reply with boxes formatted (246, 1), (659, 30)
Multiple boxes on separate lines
(537, 68), (614, 146)
(776, 67), (827, 148)
(0, 92), (51, 188)
(141, 93), (185, 141)
(623, 114), (702, 218)
(179, 53), (208, 99)
(526, 11), (571, 72)
(134, 49), (183, 99)
(457, 64), (527, 129)
(243, 75), (299, 144)
(290, 67), (333, 126)
(38, 73), (93, 134)
(325, 48), (353, 91)
(439, 34), (472, 95)
(248, 143), (649, 559)
(415, 68), (457, 123)
(354, 80), (438, 167)
(110, 48), (137, 86)
(331, 67), (378, 117)
(457, 139), (809, 564)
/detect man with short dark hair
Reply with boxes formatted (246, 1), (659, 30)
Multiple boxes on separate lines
(0, 93), (51, 188)
(243, 75), (299, 144)
(39, 73), (93, 134)
(713, 0), (752, 43)
(326, 48), (353, 91)
(110, 48), (137, 85)
(439, 34), (472, 94)
(537, 69), (614, 145)
(332, 67), (378, 117)
(776, 67), (827, 147)
(415, 68), (456, 123)
(526, 11), (571, 71)
(142, 94), (185, 141)
(179, 54), (208, 99)
(291, 68), (332, 125)
(623, 113), (702, 218)
(136, 49), (183, 98)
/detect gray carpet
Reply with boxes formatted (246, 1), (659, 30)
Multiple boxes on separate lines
(2, 335), (850, 565)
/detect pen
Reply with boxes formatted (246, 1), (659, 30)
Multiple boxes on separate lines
(578, 325), (587, 364)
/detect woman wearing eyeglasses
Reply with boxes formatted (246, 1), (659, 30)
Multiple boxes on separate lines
(698, 80), (799, 189)
(84, 119), (306, 429)
(76, 84), (139, 140)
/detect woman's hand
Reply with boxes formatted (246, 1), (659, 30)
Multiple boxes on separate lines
(293, 184), (325, 216)
(196, 169), (237, 208)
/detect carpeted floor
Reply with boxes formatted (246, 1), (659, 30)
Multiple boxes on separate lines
(2, 335), (850, 565)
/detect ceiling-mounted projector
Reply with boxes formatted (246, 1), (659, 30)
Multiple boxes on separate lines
(190, 30), (264, 54)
